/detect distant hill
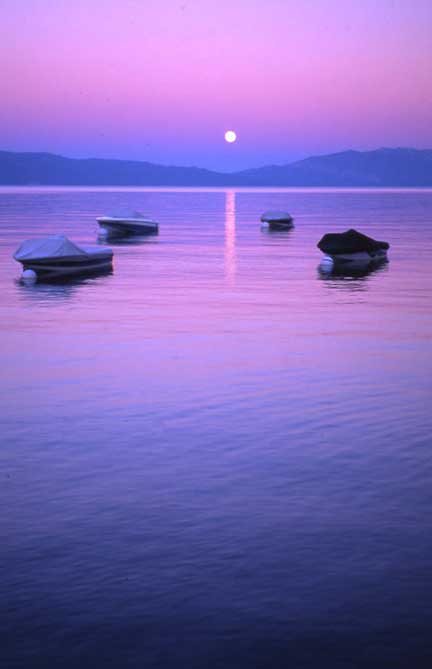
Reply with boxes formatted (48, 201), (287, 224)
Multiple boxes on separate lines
(0, 151), (228, 187)
(0, 148), (431, 186)
(237, 149), (432, 187)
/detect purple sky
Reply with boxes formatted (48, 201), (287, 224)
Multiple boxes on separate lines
(1, 0), (431, 170)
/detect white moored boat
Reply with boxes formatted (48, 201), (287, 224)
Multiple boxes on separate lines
(260, 211), (294, 230)
(14, 235), (113, 282)
(97, 211), (159, 238)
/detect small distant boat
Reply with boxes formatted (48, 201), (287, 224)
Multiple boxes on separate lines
(317, 229), (389, 266)
(97, 211), (159, 237)
(14, 235), (113, 282)
(260, 211), (294, 230)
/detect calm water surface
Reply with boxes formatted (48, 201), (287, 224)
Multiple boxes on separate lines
(1, 188), (432, 668)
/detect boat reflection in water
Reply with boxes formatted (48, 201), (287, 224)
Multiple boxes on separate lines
(98, 234), (158, 247)
(318, 256), (389, 292)
(16, 268), (113, 305)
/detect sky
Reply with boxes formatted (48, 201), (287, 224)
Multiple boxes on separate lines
(1, 0), (431, 170)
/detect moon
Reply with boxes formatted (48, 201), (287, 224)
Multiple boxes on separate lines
(224, 130), (237, 143)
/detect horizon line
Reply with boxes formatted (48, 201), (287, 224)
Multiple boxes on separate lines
(1, 145), (432, 175)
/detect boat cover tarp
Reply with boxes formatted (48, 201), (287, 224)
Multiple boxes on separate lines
(81, 246), (113, 256)
(260, 210), (293, 222)
(14, 235), (87, 261)
(317, 229), (390, 255)
(107, 210), (146, 219)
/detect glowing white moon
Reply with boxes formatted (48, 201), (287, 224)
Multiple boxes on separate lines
(224, 130), (237, 143)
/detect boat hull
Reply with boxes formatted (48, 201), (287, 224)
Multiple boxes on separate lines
(18, 252), (113, 280)
(327, 249), (388, 265)
(97, 218), (159, 237)
(266, 220), (294, 230)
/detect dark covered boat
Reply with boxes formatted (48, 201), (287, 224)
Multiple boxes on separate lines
(317, 229), (389, 265)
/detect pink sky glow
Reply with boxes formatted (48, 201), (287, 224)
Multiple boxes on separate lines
(1, 0), (431, 169)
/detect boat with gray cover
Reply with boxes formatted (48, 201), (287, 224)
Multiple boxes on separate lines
(14, 235), (113, 281)
(260, 211), (294, 230)
(97, 211), (159, 237)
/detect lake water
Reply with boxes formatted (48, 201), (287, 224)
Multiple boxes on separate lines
(1, 187), (432, 668)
